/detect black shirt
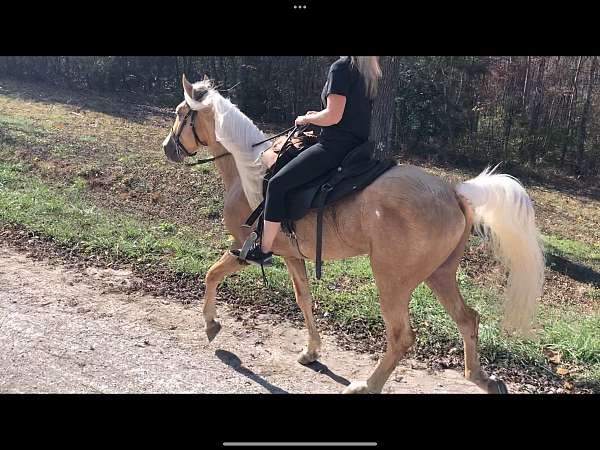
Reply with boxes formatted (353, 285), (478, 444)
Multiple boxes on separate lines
(320, 56), (372, 142)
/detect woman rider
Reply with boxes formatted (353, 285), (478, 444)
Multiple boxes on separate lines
(235, 56), (382, 265)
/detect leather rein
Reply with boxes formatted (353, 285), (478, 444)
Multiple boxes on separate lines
(174, 100), (306, 167)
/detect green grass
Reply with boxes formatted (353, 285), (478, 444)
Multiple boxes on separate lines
(79, 135), (98, 143)
(1, 160), (599, 388)
(585, 288), (600, 301)
(542, 311), (600, 364)
(0, 115), (37, 129)
(542, 234), (600, 269)
(0, 162), (222, 273)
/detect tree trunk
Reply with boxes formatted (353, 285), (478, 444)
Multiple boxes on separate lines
(561, 56), (583, 164)
(370, 56), (402, 160)
(522, 56), (531, 111)
(576, 56), (598, 174)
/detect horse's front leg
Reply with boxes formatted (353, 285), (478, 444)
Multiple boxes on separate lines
(203, 250), (247, 341)
(283, 256), (321, 364)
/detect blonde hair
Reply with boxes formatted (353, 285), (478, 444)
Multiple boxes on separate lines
(350, 56), (382, 99)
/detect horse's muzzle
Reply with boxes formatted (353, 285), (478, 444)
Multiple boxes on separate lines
(162, 132), (185, 163)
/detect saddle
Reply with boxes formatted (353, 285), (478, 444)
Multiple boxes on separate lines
(242, 129), (395, 279)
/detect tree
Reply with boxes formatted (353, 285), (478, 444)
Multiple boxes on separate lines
(370, 56), (402, 160)
(576, 55), (598, 174)
(2, 55), (599, 176)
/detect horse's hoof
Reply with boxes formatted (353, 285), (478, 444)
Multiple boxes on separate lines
(489, 376), (509, 394)
(297, 348), (319, 365)
(205, 320), (222, 342)
(342, 381), (371, 394)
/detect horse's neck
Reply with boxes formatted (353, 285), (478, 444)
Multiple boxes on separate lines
(212, 93), (269, 156)
(210, 142), (240, 191)
(210, 93), (269, 209)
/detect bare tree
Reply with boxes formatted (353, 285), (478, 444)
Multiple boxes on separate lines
(576, 56), (598, 173)
(370, 56), (402, 160)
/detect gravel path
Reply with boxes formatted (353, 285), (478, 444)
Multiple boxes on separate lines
(0, 244), (489, 394)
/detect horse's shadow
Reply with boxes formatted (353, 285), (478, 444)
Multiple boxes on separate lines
(214, 350), (351, 393)
(215, 349), (289, 394)
(545, 253), (600, 288)
(303, 360), (351, 387)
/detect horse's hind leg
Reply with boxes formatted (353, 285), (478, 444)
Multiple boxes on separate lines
(424, 194), (507, 394)
(284, 257), (321, 364)
(203, 250), (247, 341)
(426, 266), (508, 394)
(344, 269), (415, 394)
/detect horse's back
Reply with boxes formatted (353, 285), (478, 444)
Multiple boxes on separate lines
(367, 163), (456, 199)
(292, 162), (466, 262)
(357, 163), (466, 257)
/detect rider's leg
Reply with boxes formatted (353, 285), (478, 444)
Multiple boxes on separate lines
(239, 139), (355, 262)
(261, 220), (281, 253)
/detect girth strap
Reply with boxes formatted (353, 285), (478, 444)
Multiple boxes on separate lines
(312, 161), (367, 279)
(314, 183), (334, 280)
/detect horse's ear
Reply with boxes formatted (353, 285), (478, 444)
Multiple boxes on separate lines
(182, 73), (194, 98)
(203, 74), (210, 82)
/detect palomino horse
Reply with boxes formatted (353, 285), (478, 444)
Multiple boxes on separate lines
(162, 74), (545, 394)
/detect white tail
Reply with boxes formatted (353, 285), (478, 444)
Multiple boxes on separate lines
(456, 165), (545, 335)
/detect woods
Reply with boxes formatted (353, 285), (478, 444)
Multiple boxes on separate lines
(1, 56), (598, 176)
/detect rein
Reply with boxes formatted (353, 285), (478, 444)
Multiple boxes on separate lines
(186, 124), (307, 167)
(251, 125), (296, 148)
(184, 152), (230, 166)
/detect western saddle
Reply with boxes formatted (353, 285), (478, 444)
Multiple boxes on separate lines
(239, 127), (395, 279)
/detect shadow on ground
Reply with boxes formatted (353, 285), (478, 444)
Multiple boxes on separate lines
(546, 253), (600, 288)
(304, 360), (351, 387)
(0, 77), (174, 124)
(215, 349), (289, 394)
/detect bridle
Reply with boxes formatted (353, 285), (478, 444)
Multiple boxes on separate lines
(171, 106), (230, 165)
(171, 108), (205, 157)
(170, 98), (307, 167)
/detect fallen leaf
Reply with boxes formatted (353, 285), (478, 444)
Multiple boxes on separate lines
(556, 367), (569, 376)
(544, 348), (561, 364)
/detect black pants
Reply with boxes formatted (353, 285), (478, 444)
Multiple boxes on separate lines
(264, 137), (361, 222)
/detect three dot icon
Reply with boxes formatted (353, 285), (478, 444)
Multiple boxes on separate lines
(293, 5), (307, 8)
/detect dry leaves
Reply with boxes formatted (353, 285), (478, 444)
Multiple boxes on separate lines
(544, 348), (561, 365)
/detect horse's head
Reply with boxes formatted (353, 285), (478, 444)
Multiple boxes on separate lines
(162, 74), (218, 163)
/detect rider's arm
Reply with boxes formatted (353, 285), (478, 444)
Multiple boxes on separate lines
(301, 94), (346, 127)
(297, 60), (350, 127)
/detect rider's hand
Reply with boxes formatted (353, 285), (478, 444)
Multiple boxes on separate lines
(305, 111), (318, 116)
(295, 115), (310, 126)
(260, 148), (278, 169)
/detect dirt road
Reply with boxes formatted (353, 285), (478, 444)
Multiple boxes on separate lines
(0, 244), (490, 394)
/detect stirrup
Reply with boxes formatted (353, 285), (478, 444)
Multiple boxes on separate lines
(231, 232), (271, 288)
(238, 231), (259, 261)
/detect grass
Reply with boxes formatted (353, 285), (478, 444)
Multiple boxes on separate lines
(542, 234), (600, 270)
(1, 160), (599, 388)
(0, 162), (222, 273)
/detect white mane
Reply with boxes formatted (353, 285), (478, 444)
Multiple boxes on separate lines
(190, 82), (270, 209)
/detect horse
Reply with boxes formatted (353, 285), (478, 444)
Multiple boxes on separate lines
(161, 74), (545, 394)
